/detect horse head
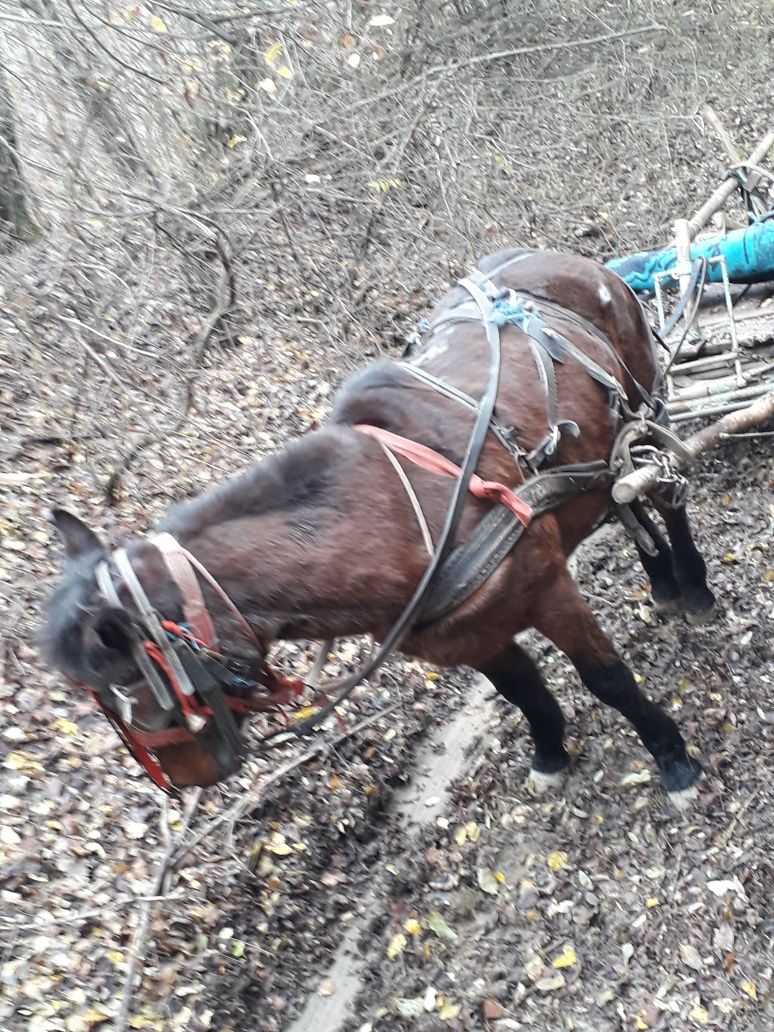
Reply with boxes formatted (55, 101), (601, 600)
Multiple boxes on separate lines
(41, 510), (295, 791)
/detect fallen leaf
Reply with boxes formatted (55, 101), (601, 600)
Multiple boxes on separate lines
(403, 919), (422, 936)
(680, 944), (704, 972)
(393, 996), (423, 1017)
(426, 910), (458, 942)
(551, 944), (577, 969)
(52, 717), (79, 736)
(477, 868), (500, 895)
(386, 932), (406, 959)
(267, 835), (293, 856)
(123, 820), (148, 840)
(740, 979), (757, 1000)
(706, 879), (740, 897)
(482, 998), (503, 1020)
(689, 1004), (709, 1025)
(547, 851), (568, 872)
(0, 826), (21, 846)
(535, 972), (566, 992)
(439, 1002), (461, 1020)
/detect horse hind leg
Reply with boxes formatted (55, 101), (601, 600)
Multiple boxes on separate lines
(479, 642), (570, 792)
(533, 567), (701, 803)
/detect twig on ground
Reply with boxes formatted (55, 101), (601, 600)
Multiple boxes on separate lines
(113, 788), (203, 1032)
(172, 702), (401, 867)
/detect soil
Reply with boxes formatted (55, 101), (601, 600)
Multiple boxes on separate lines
(1, 5), (773, 1032)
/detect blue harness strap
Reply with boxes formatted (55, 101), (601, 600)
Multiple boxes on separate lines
(409, 283), (644, 471)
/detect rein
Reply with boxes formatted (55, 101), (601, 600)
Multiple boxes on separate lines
(257, 272), (511, 747)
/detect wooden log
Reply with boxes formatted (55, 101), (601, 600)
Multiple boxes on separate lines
(701, 105), (741, 166)
(612, 391), (774, 504)
(687, 131), (774, 239)
(674, 218), (693, 296)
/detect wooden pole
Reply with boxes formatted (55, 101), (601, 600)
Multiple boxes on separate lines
(701, 105), (741, 166)
(612, 391), (774, 504)
(687, 131), (774, 239)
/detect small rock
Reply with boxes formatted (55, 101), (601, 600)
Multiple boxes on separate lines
(482, 998), (504, 1020)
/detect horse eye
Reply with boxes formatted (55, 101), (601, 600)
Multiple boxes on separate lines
(95, 618), (132, 652)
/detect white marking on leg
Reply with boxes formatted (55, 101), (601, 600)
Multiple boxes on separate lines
(667, 784), (699, 812)
(528, 768), (567, 795)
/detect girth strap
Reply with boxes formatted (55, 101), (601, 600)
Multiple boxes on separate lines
(419, 462), (614, 624)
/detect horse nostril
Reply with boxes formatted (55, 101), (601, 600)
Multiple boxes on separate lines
(97, 624), (127, 650)
(94, 612), (133, 652)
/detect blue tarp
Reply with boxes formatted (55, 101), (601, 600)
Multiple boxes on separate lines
(605, 218), (774, 293)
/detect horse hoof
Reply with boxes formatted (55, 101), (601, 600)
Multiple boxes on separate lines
(660, 754), (702, 795)
(667, 783), (699, 812)
(652, 596), (681, 617)
(686, 604), (717, 626)
(528, 768), (567, 795)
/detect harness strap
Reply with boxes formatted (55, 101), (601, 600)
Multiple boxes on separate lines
(419, 462), (614, 624)
(94, 559), (178, 713)
(151, 532), (217, 647)
(398, 363), (525, 461)
(156, 538), (265, 653)
(112, 549), (198, 700)
(356, 424), (532, 526)
(376, 440), (435, 556)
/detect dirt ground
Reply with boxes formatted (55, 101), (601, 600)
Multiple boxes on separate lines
(1, 4), (773, 1032)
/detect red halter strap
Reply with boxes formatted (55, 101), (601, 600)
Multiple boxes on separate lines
(355, 424), (532, 527)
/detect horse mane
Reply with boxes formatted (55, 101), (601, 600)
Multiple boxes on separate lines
(158, 427), (347, 540)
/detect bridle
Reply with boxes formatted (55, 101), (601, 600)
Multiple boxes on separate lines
(84, 533), (303, 792)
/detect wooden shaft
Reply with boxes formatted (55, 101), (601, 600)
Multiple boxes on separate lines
(701, 105), (741, 165)
(611, 391), (774, 504)
(687, 131), (774, 239)
(674, 218), (693, 296)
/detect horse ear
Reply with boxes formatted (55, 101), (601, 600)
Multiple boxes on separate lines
(48, 509), (106, 561)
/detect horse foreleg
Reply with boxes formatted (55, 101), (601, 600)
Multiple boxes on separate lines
(534, 569), (701, 799)
(479, 642), (570, 790)
(652, 500), (716, 623)
(628, 500), (682, 614)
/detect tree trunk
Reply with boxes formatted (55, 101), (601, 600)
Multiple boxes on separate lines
(32, 0), (157, 186)
(0, 60), (39, 252)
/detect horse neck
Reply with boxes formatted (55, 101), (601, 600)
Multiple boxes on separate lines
(162, 428), (425, 644)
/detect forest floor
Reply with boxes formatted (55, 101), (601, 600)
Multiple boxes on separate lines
(1, 6), (773, 1031)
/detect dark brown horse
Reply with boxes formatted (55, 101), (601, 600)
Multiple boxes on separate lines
(41, 249), (715, 800)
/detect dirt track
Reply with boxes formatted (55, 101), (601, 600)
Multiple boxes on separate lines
(1, 3), (773, 1031)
